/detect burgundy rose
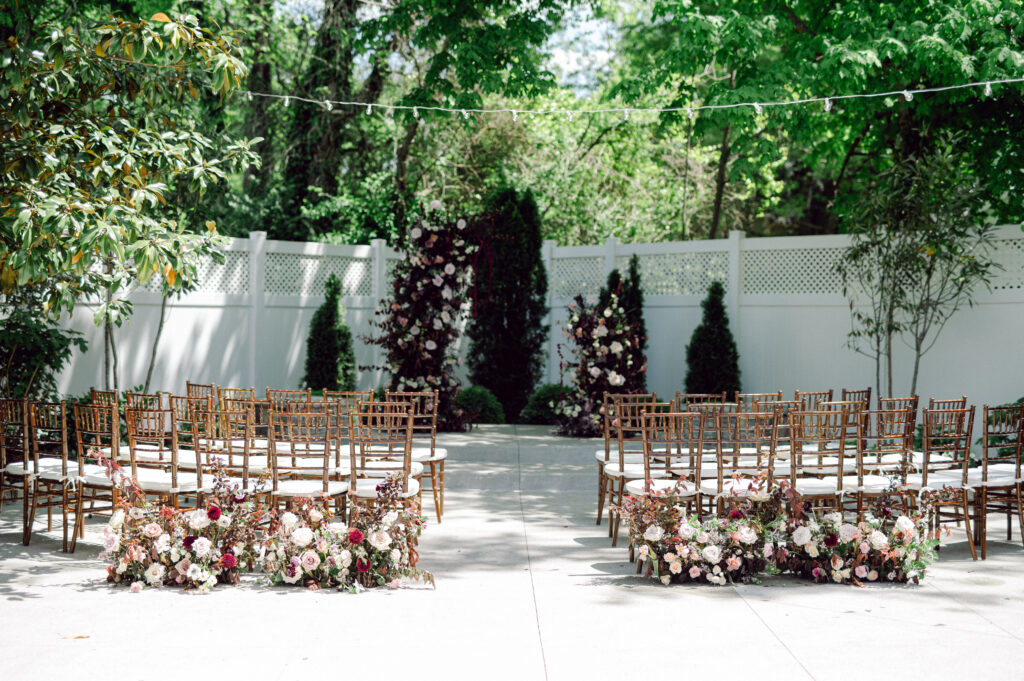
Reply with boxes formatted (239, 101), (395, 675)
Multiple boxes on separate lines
(356, 558), (370, 573)
(728, 509), (744, 520)
(221, 553), (237, 569)
(824, 532), (839, 548)
(183, 536), (197, 549)
(348, 529), (364, 545)
(207, 506), (222, 521)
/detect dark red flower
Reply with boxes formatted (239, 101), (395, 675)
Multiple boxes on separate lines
(221, 553), (237, 569)
(824, 532), (839, 548)
(728, 509), (744, 520)
(183, 536), (196, 549)
(356, 558), (370, 573)
(348, 529), (364, 544)
(207, 505), (222, 521)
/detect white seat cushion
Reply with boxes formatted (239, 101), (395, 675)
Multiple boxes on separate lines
(5, 457), (64, 476)
(350, 477), (420, 499)
(905, 470), (966, 490)
(272, 479), (349, 497)
(82, 466), (201, 493)
(625, 478), (697, 497)
(699, 478), (768, 497)
(594, 451), (645, 464)
(793, 477), (840, 495)
(411, 447), (448, 462)
(38, 461), (83, 482)
(603, 463), (668, 479)
(966, 463), (1020, 487)
(358, 461), (423, 477)
(198, 477), (267, 494)
(819, 474), (894, 493)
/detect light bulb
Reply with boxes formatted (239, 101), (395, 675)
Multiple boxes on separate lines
(824, 98), (832, 112)
(984, 82), (992, 97)
(902, 90), (913, 102)
(413, 107), (419, 119)
(283, 96), (290, 107)
(512, 110), (518, 122)
(366, 104), (373, 115)
(753, 102), (762, 114)
(623, 108), (630, 121)
(567, 111), (574, 121)
(687, 108), (696, 120)
(246, 91), (253, 101)
(324, 100), (332, 111)
(461, 109), (469, 119)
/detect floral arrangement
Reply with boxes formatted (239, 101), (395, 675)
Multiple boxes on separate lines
(365, 200), (478, 431)
(554, 287), (647, 437)
(100, 459), (270, 593)
(96, 453), (432, 593)
(617, 484), (940, 587)
(260, 477), (432, 591)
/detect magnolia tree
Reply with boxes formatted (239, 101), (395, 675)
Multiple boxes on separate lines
(367, 202), (477, 430)
(555, 266), (648, 437)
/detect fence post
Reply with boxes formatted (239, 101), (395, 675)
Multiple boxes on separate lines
(370, 238), (387, 384)
(248, 231), (267, 389)
(542, 239), (558, 383)
(728, 230), (744, 339)
(604, 236), (620, 277)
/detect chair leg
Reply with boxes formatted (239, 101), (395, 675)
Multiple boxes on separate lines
(961, 492), (978, 561)
(22, 479), (35, 546)
(596, 464), (605, 525)
(979, 488), (988, 560)
(611, 478), (625, 547)
(429, 462), (441, 524)
(439, 459), (445, 517)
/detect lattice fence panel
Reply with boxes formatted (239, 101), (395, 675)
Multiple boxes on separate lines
(550, 256), (605, 297)
(616, 252), (729, 295)
(991, 238), (1024, 290)
(143, 250), (250, 294)
(264, 252), (372, 297)
(742, 247), (845, 295)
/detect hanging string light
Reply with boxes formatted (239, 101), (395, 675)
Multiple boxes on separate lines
(238, 77), (1023, 121)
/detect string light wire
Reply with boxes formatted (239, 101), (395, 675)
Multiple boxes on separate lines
(239, 77), (1023, 119)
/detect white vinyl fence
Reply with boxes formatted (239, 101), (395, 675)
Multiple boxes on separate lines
(59, 225), (1024, 410)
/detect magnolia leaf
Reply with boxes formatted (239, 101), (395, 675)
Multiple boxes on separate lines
(150, 12), (172, 23)
(205, 220), (216, 233)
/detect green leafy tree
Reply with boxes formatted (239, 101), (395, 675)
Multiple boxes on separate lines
(466, 188), (548, 420)
(684, 281), (740, 396)
(303, 274), (357, 392)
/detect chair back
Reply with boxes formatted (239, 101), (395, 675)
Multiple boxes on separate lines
(267, 387), (311, 412)
(857, 409), (913, 479)
(323, 390), (374, 409)
(125, 407), (179, 483)
(0, 397), (29, 471)
(385, 390), (439, 452)
(268, 410), (332, 493)
(600, 393), (657, 462)
(218, 387), (256, 406)
(675, 392), (727, 408)
(195, 407), (254, 488)
(90, 388), (118, 406)
(789, 409), (858, 490)
(735, 391), (782, 412)
(928, 395), (967, 411)
(639, 411), (703, 494)
(349, 404), (414, 495)
(820, 400), (867, 414)
(981, 404), (1024, 483)
(186, 381), (218, 406)
(715, 411), (779, 488)
(794, 389), (833, 411)
(73, 403), (119, 463)
(919, 407), (975, 487)
(840, 388), (872, 410)
(688, 401), (738, 447)
(125, 391), (166, 410)
(611, 397), (666, 467)
(29, 401), (70, 477)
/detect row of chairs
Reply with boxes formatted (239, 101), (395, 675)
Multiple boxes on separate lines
(596, 391), (1024, 561)
(0, 385), (449, 553)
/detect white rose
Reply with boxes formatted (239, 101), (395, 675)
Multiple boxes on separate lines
(894, 516), (916, 535)
(792, 526), (812, 546)
(340, 550), (353, 568)
(193, 537), (213, 558)
(869, 530), (888, 550)
(609, 341), (623, 355)
(429, 199), (443, 211)
(291, 527), (314, 548)
(678, 523), (696, 540)
(410, 227), (422, 240)
(736, 526), (758, 545)
(144, 563), (166, 586)
(109, 509), (125, 530)
(390, 548), (401, 563)
(155, 534), (171, 553)
(368, 529), (392, 551)
(129, 507), (145, 520)
(217, 514), (232, 529)
(643, 525), (665, 543)
(309, 509), (324, 524)
(143, 522), (163, 538)
(603, 308), (612, 317)
(701, 545), (722, 564)
(456, 218), (466, 229)
(188, 509), (210, 531)
(280, 512), (299, 530)
(588, 366), (601, 378)
(824, 512), (843, 527)
(669, 560), (683, 575)
(383, 510), (399, 527)
(806, 544), (819, 558)
(838, 523), (859, 544)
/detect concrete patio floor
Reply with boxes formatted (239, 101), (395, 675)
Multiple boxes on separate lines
(2, 424), (1023, 680)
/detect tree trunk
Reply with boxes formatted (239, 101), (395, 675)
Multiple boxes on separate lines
(103, 286), (112, 390)
(393, 118), (420, 228)
(709, 123), (731, 240)
(143, 294), (170, 393)
(242, 0), (274, 193)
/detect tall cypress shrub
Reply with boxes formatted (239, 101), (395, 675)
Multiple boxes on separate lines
(466, 188), (549, 420)
(684, 281), (740, 395)
(303, 274), (357, 391)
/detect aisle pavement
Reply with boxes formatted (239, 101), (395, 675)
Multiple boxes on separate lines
(2, 424), (1022, 680)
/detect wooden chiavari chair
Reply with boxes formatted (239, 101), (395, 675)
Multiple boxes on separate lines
(386, 390), (445, 522)
(596, 392), (657, 525)
(0, 398), (31, 509)
(788, 409), (858, 513)
(606, 400), (673, 546)
(125, 391), (165, 410)
(266, 387), (311, 412)
(169, 395), (210, 473)
(929, 395), (967, 411)
(348, 402), (416, 517)
(22, 402), (76, 549)
(700, 411), (778, 515)
(675, 392), (727, 408)
(193, 407), (260, 496)
(688, 401), (737, 453)
(735, 391), (782, 412)
(186, 381), (218, 407)
(795, 389), (833, 411)
(323, 390), (374, 409)
(905, 407), (978, 560)
(123, 407), (199, 508)
(285, 399), (350, 480)
(841, 387), (872, 410)
(90, 387), (118, 407)
(759, 399), (799, 457)
(853, 409), (913, 518)
(268, 409), (348, 514)
(218, 386), (256, 407)
(974, 404), (1024, 559)
(73, 402), (121, 551)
